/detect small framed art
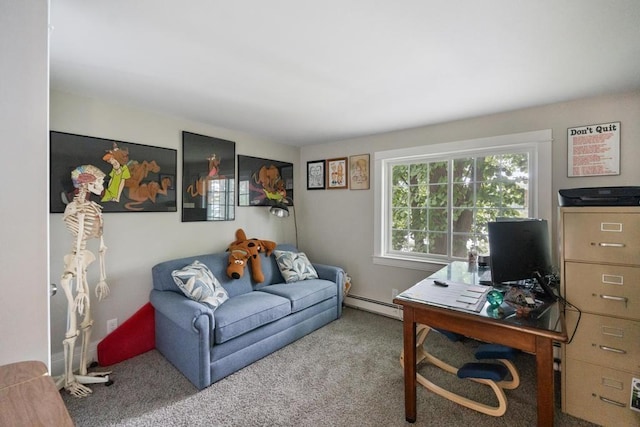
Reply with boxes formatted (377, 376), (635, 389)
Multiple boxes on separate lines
(307, 160), (325, 190)
(326, 157), (348, 189)
(349, 154), (370, 190)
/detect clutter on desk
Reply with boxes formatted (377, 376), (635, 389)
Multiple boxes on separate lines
(503, 287), (539, 318)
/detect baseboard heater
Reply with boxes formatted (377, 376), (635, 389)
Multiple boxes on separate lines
(344, 294), (402, 320)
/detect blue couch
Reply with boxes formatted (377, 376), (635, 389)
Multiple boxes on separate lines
(150, 244), (345, 389)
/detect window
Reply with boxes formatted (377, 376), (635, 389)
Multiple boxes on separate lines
(374, 130), (552, 270)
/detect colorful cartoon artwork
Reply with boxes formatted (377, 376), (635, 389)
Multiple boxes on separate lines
(181, 132), (236, 222)
(50, 131), (177, 213)
(238, 155), (293, 207)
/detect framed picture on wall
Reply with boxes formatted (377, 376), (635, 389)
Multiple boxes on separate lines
(326, 157), (348, 189)
(182, 131), (236, 222)
(307, 160), (325, 190)
(50, 131), (177, 213)
(349, 154), (370, 190)
(237, 155), (293, 206)
(567, 122), (620, 177)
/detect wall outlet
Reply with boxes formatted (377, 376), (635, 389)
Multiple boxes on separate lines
(107, 318), (118, 334)
(392, 288), (399, 299)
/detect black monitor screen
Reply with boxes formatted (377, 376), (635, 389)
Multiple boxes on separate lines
(488, 219), (553, 284)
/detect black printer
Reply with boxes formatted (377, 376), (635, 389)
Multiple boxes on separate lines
(558, 186), (640, 207)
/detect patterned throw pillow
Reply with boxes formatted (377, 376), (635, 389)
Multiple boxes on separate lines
(171, 260), (229, 309)
(273, 250), (319, 283)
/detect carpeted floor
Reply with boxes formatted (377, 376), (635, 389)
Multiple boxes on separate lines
(62, 307), (598, 426)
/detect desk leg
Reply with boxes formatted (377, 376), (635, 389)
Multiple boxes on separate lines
(535, 336), (554, 427)
(402, 308), (417, 423)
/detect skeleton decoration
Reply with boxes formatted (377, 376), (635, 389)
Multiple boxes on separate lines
(57, 164), (112, 397)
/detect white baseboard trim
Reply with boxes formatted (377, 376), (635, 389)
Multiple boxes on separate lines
(51, 341), (100, 377)
(344, 295), (402, 320)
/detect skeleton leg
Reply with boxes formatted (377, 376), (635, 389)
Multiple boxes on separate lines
(58, 268), (93, 398)
(77, 285), (91, 377)
(75, 254), (112, 384)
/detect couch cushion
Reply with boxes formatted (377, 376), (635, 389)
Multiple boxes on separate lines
(213, 291), (291, 344)
(171, 260), (229, 310)
(259, 279), (336, 313)
(273, 250), (318, 283)
(153, 253), (254, 298)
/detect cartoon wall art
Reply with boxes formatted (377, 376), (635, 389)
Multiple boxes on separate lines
(237, 155), (293, 207)
(349, 154), (370, 190)
(326, 157), (348, 189)
(307, 160), (325, 190)
(182, 131), (236, 222)
(50, 131), (177, 213)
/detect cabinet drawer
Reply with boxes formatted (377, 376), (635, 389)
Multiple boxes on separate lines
(564, 262), (640, 320)
(563, 212), (640, 265)
(565, 311), (640, 372)
(564, 358), (640, 427)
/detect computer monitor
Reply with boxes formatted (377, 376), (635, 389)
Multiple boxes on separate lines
(487, 219), (553, 285)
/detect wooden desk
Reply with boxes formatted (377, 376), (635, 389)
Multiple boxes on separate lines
(394, 262), (567, 426)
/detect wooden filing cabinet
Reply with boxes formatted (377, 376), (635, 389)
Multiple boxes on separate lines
(560, 206), (640, 427)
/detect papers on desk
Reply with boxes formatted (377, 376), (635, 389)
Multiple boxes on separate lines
(399, 278), (490, 312)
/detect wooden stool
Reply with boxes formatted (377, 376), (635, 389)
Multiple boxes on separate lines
(400, 325), (520, 417)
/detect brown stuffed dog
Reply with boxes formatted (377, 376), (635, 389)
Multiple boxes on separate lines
(226, 228), (276, 283)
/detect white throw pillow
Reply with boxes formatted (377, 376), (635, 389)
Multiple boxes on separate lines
(171, 260), (229, 309)
(274, 250), (319, 283)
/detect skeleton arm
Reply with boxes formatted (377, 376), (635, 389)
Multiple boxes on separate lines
(95, 235), (109, 301)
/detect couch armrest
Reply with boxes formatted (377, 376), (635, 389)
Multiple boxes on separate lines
(149, 290), (215, 333)
(312, 263), (345, 317)
(150, 290), (215, 389)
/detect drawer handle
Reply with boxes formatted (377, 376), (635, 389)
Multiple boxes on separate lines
(599, 295), (628, 305)
(597, 242), (626, 248)
(598, 396), (626, 408)
(598, 345), (626, 354)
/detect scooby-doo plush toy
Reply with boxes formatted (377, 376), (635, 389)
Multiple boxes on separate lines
(226, 228), (277, 283)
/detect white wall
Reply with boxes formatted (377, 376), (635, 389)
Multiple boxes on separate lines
(0, 1), (50, 367)
(299, 90), (640, 312)
(49, 90), (299, 373)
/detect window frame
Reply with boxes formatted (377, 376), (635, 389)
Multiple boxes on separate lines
(373, 129), (552, 271)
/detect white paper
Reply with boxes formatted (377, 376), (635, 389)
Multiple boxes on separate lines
(399, 278), (490, 312)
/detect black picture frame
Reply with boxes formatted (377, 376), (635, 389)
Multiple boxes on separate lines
(237, 155), (293, 206)
(307, 160), (325, 190)
(182, 131), (236, 222)
(50, 131), (177, 213)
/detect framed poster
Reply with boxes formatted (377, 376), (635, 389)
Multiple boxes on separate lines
(182, 131), (236, 222)
(326, 157), (348, 189)
(568, 122), (620, 177)
(50, 131), (177, 213)
(237, 155), (293, 206)
(349, 154), (370, 190)
(307, 160), (325, 190)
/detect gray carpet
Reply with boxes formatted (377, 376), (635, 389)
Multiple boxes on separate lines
(62, 307), (597, 426)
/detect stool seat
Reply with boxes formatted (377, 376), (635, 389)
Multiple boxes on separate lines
(435, 328), (464, 342)
(475, 344), (517, 361)
(458, 362), (509, 382)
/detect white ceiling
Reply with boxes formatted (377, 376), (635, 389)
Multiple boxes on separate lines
(50, 1), (640, 146)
